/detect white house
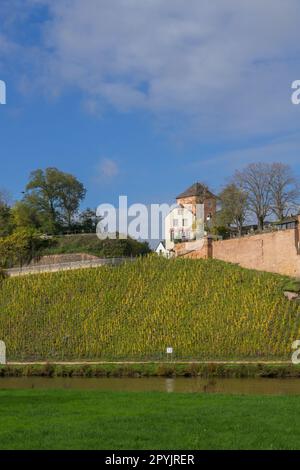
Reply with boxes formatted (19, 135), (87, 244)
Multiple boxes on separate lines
(165, 206), (196, 252)
(164, 183), (217, 253)
(155, 241), (169, 257)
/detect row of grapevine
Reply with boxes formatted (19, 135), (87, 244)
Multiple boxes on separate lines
(0, 256), (299, 361)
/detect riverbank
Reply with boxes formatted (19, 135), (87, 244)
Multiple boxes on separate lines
(3, 376), (300, 395)
(0, 389), (299, 449)
(1, 362), (300, 378)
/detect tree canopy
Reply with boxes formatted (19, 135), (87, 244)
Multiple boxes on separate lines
(23, 168), (86, 233)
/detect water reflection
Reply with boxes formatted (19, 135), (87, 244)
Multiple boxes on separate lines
(1, 377), (300, 395)
(165, 378), (175, 393)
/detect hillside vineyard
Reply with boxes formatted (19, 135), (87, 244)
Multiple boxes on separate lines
(0, 257), (299, 361)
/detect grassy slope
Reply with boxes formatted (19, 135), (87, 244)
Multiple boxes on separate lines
(0, 390), (299, 449)
(40, 233), (150, 258)
(0, 257), (299, 361)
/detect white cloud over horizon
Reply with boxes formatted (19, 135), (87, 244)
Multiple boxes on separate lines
(1, 0), (300, 143)
(188, 133), (300, 185)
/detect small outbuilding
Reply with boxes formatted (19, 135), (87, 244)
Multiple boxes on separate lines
(155, 241), (169, 257)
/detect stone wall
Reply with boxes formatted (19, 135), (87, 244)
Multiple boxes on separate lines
(30, 253), (100, 266)
(212, 228), (300, 277)
(180, 220), (300, 278)
(175, 239), (210, 259)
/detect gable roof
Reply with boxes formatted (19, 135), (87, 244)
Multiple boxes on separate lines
(155, 241), (166, 251)
(176, 182), (216, 200)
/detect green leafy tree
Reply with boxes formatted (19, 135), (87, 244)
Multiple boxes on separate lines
(25, 168), (86, 233)
(0, 190), (13, 237)
(219, 184), (248, 236)
(79, 208), (100, 233)
(0, 203), (13, 237)
(0, 268), (6, 280)
(57, 173), (86, 229)
(0, 228), (49, 267)
(12, 200), (41, 231)
(26, 168), (61, 229)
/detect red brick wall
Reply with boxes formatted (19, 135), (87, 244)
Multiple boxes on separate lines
(212, 229), (300, 277)
(181, 222), (300, 277)
(176, 195), (216, 219)
(175, 239), (210, 259)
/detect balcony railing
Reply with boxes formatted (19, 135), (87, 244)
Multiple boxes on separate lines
(170, 230), (196, 243)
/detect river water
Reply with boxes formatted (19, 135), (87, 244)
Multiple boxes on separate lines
(1, 377), (300, 394)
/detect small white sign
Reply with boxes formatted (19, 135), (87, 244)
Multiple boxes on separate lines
(0, 341), (6, 364)
(166, 347), (173, 354)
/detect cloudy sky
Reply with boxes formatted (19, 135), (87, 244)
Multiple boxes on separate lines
(0, 0), (300, 208)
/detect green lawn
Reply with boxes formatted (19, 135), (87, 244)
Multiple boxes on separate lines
(0, 390), (300, 449)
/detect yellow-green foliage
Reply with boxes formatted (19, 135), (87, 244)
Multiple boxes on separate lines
(0, 257), (299, 361)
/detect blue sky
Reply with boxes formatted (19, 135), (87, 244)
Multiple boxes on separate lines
(1, 0), (300, 210)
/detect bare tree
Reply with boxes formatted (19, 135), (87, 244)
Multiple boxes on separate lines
(269, 163), (300, 220)
(234, 163), (273, 231)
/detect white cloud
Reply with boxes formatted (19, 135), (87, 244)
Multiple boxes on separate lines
(189, 134), (300, 183)
(95, 158), (119, 180)
(2, 0), (300, 139)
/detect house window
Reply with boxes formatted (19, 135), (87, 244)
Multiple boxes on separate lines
(178, 208), (183, 215)
(173, 219), (178, 227)
(182, 218), (188, 227)
(170, 230), (174, 241)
